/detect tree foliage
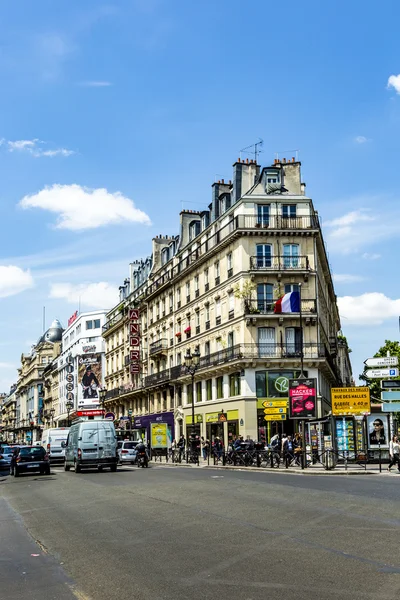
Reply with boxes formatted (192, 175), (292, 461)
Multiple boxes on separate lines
(359, 340), (400, 403)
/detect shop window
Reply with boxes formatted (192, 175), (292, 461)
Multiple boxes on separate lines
(256, 371), (267, 397)
(206, 379), (212, 401)
(229, 372), (241, 397)
(196, 381), (202, 402)
(216, 376), (224, 399)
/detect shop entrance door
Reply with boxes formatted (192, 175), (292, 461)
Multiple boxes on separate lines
(207, 423), (224, 446)
(227, 420), (238, 447)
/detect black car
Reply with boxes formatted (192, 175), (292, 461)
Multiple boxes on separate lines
(12, 446), (50, 477)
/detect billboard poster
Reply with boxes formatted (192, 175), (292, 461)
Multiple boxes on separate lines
(289, 378), (317, 419)
(77, 354), (102, 408)
(335, 419), (355, 458)
(150, 423), (168, 449)
(367, 414), (389, 449)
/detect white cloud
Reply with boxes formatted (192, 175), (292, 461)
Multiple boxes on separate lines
(324, 207), (399, 254)
(79, 81), (112, 87)
(354, 135), (368, 144)
(338, 293), (400, 325)
(6, 138), (74, 158)
(333, 274), (365, 283)
(362, 252), (381, 260)
(0, 265), (34, 298)
(49, 282), (119, 310)
(19, 184), (151, 230)
(388, 74), (400, 94)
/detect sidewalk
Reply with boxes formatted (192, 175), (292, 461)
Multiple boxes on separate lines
(151, 456), (398, 476)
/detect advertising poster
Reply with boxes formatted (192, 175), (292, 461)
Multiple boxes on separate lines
(77, 354), (102, 408)
(336, 419), (355, 458)
(367, 414), (389, 449)
(150, 423), (168, 449)
(288, 378), (317, 419)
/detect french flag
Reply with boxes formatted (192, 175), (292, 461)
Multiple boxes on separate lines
(274, 291), (300, 314)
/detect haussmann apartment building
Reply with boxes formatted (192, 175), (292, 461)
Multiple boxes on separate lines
(102, 156), (352, 447)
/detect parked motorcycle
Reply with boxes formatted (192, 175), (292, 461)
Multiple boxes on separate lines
(137, 450), (148, 468)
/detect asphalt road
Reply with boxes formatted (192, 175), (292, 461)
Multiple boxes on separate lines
(1, 465), (400, 600)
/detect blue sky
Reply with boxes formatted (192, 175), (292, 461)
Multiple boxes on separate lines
(1, 0), (400, 390)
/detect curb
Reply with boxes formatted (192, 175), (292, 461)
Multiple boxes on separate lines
(153, 462), (391, 476)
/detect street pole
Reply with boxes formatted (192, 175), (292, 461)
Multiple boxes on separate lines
(298, 283), (307, 469)
(191, 371), (195, 439)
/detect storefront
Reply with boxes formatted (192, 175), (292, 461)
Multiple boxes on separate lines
(133, 412), (174, 446)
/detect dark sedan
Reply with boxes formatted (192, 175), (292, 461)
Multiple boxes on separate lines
(13, 446), (50, 477)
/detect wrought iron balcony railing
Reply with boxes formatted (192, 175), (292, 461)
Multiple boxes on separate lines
(244, 299), (317, 314)
(250, 255), (310, 270)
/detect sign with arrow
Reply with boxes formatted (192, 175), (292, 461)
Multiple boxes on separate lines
(364, 356), (398, 368)
(365, 368), (398, 379)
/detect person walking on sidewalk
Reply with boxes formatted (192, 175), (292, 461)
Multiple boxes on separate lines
(283, 435), (295, 468)
(388, 435), (400, 472)
(177, 435), (186, 461)
(202, 437), (210, 460)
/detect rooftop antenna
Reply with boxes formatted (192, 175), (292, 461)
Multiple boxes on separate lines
(275, 149), (299, 162)
(239, 138), (263, 163)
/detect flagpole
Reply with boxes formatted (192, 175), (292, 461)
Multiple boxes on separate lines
(298, 283), (305, 379)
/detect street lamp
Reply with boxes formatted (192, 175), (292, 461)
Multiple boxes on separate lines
(99, 388), (107, 414)
(184, 347), (201, 443)
(66, 400), (74, 426)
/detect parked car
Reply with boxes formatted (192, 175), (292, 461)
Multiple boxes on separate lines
(117, 440), (139, 465)
(12, 446), (50, 477)
(0, 446), (14, 470)
(64, 419), (118, 473)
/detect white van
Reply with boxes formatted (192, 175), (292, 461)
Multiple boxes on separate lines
(41, 427), (70, 463)
(64, 419), (117, 473)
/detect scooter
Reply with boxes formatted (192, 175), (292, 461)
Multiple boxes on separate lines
(137, 450), (148, 468)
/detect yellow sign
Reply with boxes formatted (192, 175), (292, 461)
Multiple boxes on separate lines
(150, 423), (168, 448)
(264, 414), (286, 422)
(206, 412), (219, 423)
(331, 387), (371, 416)
(264, 407), (287, 415)
(262, 400), (288, 408)
(185, 414), (203, 424)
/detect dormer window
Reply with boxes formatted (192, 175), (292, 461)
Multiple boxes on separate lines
(201, 213), (209, 230)
(161, 247), (169, 265)
(189, 221), (201, 241)
(266, 170), (280, 184)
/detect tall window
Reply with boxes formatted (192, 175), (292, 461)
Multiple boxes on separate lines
(215, 298), (221, 324)
(227, 252), (233, 276)
(256, 244), (272, 268)
(194, 275), (199, 296)
(257, 204), (270, 226)
(195, 310), (200, 330)
(257, 283), (274, 313)
(228, 292), (234, 316)
(285, 327), (302, 355)
(186, 281), (190, 301)
(161, 247), (169, 265)
(169, 294), (173, 312)
(204, 340), (210, 355)
(205, 304), (210, 323)
(189, 221), (201, 240)
(282, 204), (297, 218)
(204, 268), (209, 286)
(196, 381), (202, 403)
(216, 376), (224, 399)
(258, 327), (276, 357)
(214, 261), (220, 281)
(229, 372), (241, 396)
(177, 287), (181, 305)
(177, 352), (182, 365)
(206, 379), (212, 401)
(283, 244), (299, 268)
(284, 283), (299, 294)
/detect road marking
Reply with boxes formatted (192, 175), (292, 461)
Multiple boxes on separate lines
(69, 585), (93, 600)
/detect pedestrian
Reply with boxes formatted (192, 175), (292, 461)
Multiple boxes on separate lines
(283, 435), (295, 468)
(387, 435), (400, 472)
(294, 433), (302, 466)
(177, 435), (186, 460)
(202, 437), (210, 460)
(214, 437), (223, 460)
(270, 434), (280, 468)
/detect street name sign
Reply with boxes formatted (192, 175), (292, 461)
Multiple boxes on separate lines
(366, 368), (398, 379)
(262, 400), (287, 408)
(381, 391), (400, 401)
(264, 414), (286, 422)
(381, 380), (400, 389)
(364, 356), (398, 368)
(331, 387), (370, 416)
(264, 407), (287, 415)
(382, 402), (400, 412)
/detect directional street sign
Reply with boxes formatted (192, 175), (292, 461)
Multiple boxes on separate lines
(381, 391), (400, 401)
(262, 400), (287, 408)
(331, 387), (370, 416)
(382, 402), (400, 412)
(264, 407), (286, 415)
(364, 356), (398, 368)
(264, 414), (286, 422)
(365, 368), (399, 379)
(381, 380), (400, 389)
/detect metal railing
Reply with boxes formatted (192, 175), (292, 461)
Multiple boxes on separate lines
(250, 255), (310, 270)
(245, 299), (317, 314)
(149, 338), (168, 356)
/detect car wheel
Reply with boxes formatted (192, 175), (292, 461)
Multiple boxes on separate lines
(74, 461), (81, 473)
(64, 463), (70, 472)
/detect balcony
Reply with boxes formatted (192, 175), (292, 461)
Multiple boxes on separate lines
(145, 369), (171, 387)
(244, 299), (317, 315)
(250, 255), (310, 271)
(102, 312), (124, 333)
(149, 338), (168, 356)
